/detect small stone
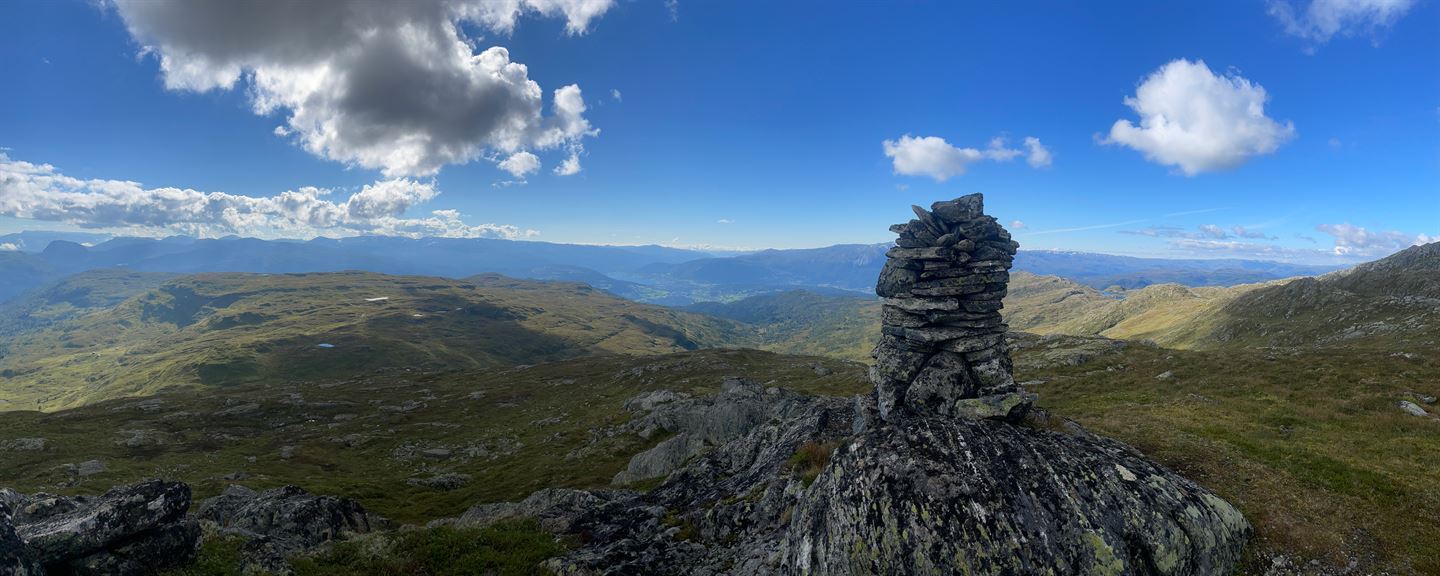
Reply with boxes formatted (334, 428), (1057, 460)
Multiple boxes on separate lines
(1398, 400), (1428, 417)
(887, 246), (954, 260)
(970, 355), (1016, 393)
(408, 473), (473, 490)
(1, 438), (47, 452)
(959, 300), (1004, 313)
(872, 336), (932, 382)
(953, 392), (1035, 422)
(911, 205), (948, 237)
(903, 326), (1002, 344)
(930, 194), (983, 223)
(881, 306), (930, 328)
(876, 259), (920, 297)
(883, 297), (960, 312)
(905, 353), (982, 416)
(962, 288), (1008, 301)
(941, 333), (1006, 354)
(65, 459), (107, 477)
(911, 283), (991, 298)
(962, 346), (1003, 363)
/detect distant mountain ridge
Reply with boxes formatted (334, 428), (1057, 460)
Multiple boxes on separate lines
(0, 232), (1349, 308)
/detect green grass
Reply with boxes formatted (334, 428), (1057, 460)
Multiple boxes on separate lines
(787, 440), (839, 487)
(160, 536), (248, 576)
(291, 521), (566, 576)
(1019, 336), (1440, 574)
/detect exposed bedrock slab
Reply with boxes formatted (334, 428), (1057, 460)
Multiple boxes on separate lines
(785, 418), (1251, 576)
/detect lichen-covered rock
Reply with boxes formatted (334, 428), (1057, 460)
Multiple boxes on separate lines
(0, 502), (42, 576)
(197, 484), (383, 574)
(784, 418), (1250, 575)
(9, 480), (198, 576)
(613, 377), (817, 485)
(457, 488), (632, 533)
(546, 395), (858, 575)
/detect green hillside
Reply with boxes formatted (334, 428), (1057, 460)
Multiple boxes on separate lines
(2, 340), (1436, 573)
(1006, 244), (1440, 352)
(0, 271), (749, 411)
(0, 269), (177, 339)
(686, 290), (881, 361)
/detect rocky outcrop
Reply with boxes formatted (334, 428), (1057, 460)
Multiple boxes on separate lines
(196, 484), (384, 574)
(456, 488), (635, 533)
(613, 377), (816, 485)
(0, 501), (42, 576)
(4, 480), (198, 576)
(787, 415), (1251, 575)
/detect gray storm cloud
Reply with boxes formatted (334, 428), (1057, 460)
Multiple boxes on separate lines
(111, 0), (609, 177)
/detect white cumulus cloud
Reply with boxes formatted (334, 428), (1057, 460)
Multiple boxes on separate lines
(554, 147), (583, 176)
(0, 153), (534, 240)
(883, 134), (1048, 181)
(498, 151), (541, 178)
(1103, 59), (1295, 176)
(1316, 222), (1434, 258)
(1023, 137), (1052, 168)
(0, 243), (18, 252)
(110, 0), (610, 178)
(1269, 0), (1417, 44)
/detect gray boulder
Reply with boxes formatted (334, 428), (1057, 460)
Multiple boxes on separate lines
(1398, 400), (1428, 417)
(458, 488), (630, 533)
(614, 377), (814, 485)
(197, 484), (383, 573)
(785, 418), (1251, 575)
(9, 480), (198, 576)
(0, 502), (42, 576)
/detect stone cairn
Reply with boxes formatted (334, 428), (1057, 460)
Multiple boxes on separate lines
(871, 193), (1034, 423)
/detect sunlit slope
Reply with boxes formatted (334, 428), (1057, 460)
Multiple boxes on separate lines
(1008, 273), (1280, 348)
(0, 269), (177, 339)
(1209, 242), (1440, 349)
(0, 271), (749, 410)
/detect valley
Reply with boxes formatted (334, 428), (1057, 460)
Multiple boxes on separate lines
(0, 241), (1435, 574)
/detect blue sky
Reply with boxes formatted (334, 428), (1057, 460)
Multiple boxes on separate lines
(0, 0), (1435, 263)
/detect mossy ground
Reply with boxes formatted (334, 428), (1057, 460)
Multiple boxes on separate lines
(0, 349), (868, 524)
(3, 335), (1437, 573)
(1022, 338), (1440, 574)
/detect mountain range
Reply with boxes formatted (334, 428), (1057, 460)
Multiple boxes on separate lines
(0, 234), (1347, 307)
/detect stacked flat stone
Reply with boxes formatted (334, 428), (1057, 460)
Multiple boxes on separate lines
(870, 193), (1034, 423)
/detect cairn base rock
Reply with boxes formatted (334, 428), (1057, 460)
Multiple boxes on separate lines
(786, 418), (1250, 575)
